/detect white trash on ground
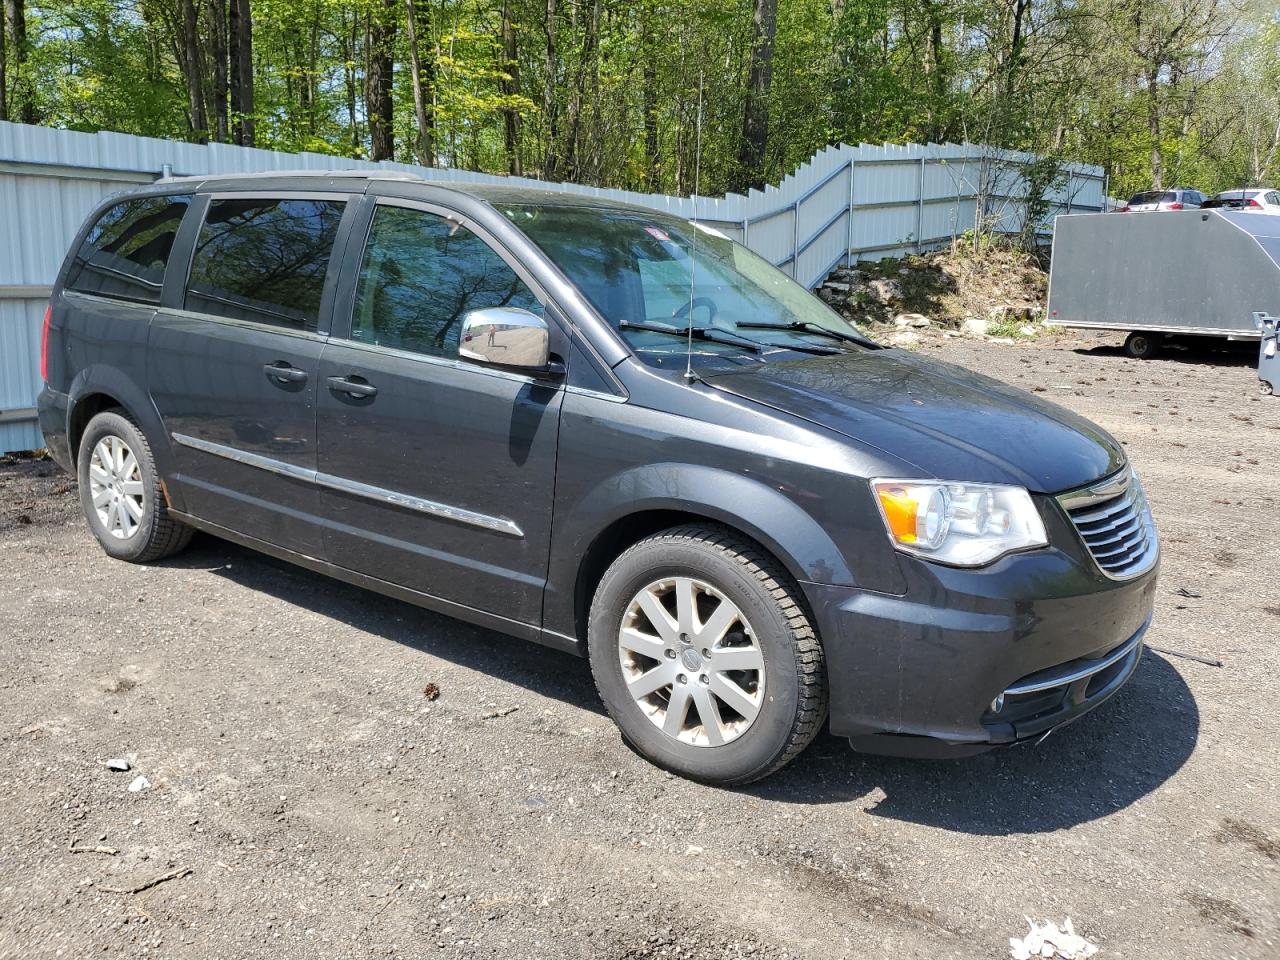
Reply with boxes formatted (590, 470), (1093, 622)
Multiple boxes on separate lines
(1009, 917), (1099, 959)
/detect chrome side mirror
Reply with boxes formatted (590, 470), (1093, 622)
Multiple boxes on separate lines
(459, 307), (552, 371)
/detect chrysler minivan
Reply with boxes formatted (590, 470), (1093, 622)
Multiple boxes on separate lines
(37, 171), (1159, 784)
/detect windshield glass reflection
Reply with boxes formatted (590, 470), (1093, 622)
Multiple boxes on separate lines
(500, 203), (873, 368)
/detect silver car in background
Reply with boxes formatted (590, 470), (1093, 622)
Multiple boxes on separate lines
(1118, 187), (1206, 212)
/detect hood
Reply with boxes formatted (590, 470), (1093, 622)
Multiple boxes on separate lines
(702, 349), (1123, 493)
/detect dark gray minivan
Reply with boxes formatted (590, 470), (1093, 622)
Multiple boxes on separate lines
(38, 171), (1159, 784)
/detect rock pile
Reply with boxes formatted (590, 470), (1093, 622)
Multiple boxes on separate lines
(813, 246), (1048, 345)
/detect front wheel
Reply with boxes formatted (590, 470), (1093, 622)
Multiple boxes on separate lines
(588, 525), (827, 785)
(77, 410), (193, 563)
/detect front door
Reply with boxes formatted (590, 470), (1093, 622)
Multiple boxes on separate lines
(148, 194), (348, 557)
(316, 199), (564, 628)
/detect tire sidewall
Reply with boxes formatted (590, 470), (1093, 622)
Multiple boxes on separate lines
(1125, 333), (1156, 359)
(77, 412), (161, 562)
(589, 536), (803, 784)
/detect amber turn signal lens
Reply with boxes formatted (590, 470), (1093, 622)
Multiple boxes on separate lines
(875, 485), (919, 544)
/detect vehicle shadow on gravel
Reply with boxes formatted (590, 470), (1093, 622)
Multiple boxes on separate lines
(161, 538), (1198, 836)
(1076, 341), (1257, 367)
(748, 653), (1199, 835)
(161, 536), (608, 714)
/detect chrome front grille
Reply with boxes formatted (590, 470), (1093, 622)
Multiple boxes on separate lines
(1058, 468), (1158, 580)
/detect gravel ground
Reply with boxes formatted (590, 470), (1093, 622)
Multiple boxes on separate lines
(1, 331), (1277, 960)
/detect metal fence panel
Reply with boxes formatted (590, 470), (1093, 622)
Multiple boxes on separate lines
(0, 121), (1103, 453)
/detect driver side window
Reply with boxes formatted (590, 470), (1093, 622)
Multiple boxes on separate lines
(351, 205), (543, 358)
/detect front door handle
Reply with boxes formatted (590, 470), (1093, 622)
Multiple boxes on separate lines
(264, 362), (308, 384)
(326, 375), (378, 399)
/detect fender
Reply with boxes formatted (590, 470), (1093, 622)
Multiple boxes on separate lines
(542, 461), (859, 643)
(66, 362), (188, 512)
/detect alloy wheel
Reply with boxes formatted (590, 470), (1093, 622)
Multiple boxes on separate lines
(617, 576), (765, 747)
(88, 435), (145, 539)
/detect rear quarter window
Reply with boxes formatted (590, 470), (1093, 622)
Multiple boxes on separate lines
(185, 197), (344, 330)
(66, 194), (191, 304)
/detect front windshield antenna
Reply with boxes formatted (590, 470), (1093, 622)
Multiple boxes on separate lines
(684, 70), (705, 382)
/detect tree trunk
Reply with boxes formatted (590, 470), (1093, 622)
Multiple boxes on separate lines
(344, 10), (360, 155)
(1003, 0), (1029, 102)
(206, 0), (229, 141)
(306, 16), (320, 135)
(923, 0), (946, 141)
(0, 10), (7, 123)
(4, 0), (36, 124)
(561, 0), (599, 181)
(228, 0), (255, 146)
(1147, 69), (1162, 188)
(642, 38), (659, 189)
(500, 0), (522, 176)
(736, 0), (778, 191)
(584, 0), (602, 181)
(365, 0), (396, 161)
(180, 0), (209, 141)
(541, 0), (558, 179)
(405, 0), (436, 166)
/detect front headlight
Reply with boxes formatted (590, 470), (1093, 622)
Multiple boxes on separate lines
(871, 479), (1048, 567)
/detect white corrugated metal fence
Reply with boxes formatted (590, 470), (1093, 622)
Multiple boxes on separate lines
(0, 120), (1104, 453)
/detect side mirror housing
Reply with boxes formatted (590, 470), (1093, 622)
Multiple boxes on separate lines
(458, 307), (554, 373)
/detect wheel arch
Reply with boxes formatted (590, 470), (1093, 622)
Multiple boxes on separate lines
(556, 463), (855, 646)
(65, 365), (185, 511)
(68, 391), (125, 459)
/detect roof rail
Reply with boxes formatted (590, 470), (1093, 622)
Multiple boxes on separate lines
(155, 168), (428, 184)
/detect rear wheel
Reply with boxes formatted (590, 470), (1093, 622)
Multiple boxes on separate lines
(1262, 380), (1275, 396)
(1124, 331), (1160, 359)
(77, 411), (193, 562)
(588, 524), (827, 785)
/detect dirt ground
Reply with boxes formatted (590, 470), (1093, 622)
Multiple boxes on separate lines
(1, 330), (1277, 960)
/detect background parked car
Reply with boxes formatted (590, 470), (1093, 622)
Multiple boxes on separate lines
(1201, 188), (1280, 212)
(1117, 187), (1206, 212)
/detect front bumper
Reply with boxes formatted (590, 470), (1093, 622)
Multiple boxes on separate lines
(802, 531), (1159, 758)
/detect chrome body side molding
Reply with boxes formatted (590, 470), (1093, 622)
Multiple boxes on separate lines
(171, 432), (524, 538)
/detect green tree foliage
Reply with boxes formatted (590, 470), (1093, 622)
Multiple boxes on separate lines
(6, 0), (1278, 197)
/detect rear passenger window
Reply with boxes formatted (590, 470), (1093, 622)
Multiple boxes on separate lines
(67, 195), (190, 304)
(186, 197), (344, 330)
(350, 205), (542, 358)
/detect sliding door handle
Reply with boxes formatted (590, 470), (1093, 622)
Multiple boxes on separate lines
(264, 362), (308, 384)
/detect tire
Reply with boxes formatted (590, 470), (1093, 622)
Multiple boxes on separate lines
(1261, 380), (1275, 397)
(1124, 331), (1160, 359)
(588, 524), (827, 785)
(76, 410), (193, 563)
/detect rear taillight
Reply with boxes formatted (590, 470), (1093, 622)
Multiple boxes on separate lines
(1249, 198), (1262, 208)
(1168, 202), (1183, 209)
(1117, 206), (1130, 213)
(39, 304), (52, 382)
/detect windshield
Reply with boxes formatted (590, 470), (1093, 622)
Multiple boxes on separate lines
(1128, 191), (1175, 205)
(499, 203), (873, 369)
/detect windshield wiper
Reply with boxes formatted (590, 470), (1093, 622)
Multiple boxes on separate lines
(618, 320), (765, 354)
(620, 320), (849, 357)
(620, 320), (843, 357)
(734, 319), (879, 349)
